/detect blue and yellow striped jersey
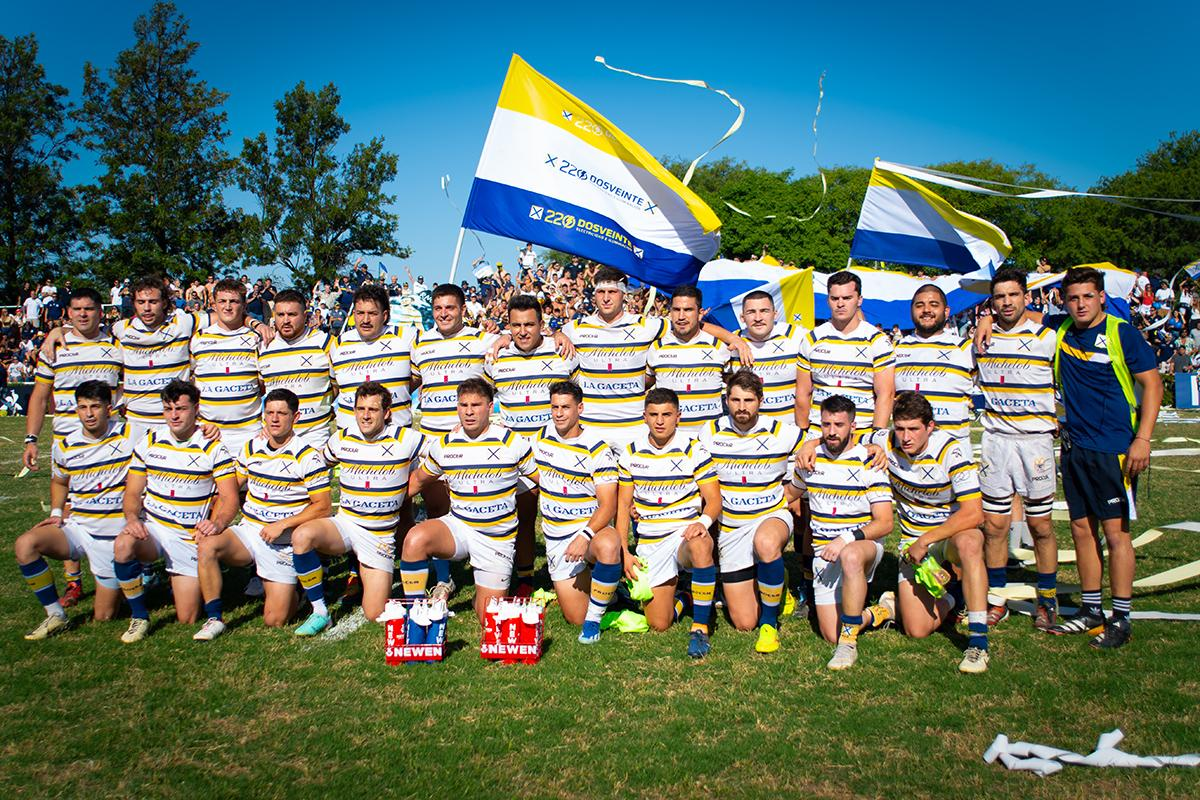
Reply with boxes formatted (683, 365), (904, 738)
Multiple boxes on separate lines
(798, 320), (894, 429)
(791, 443), (891, 547)
(332, 325), (416, 430)
(114, 309), (209, 422)
(50, 420), (131, 529)
(894, 330), (975, 440)
(258, 327), (335, 436)
(532, 425), (617, 541)
(563, 312), (666, 440)
(698, 416), (803, 533)
(35, 330), (123, 438)
(975, 318), (1056, 435)
(410, 325), (494, 434)
(421, 425), (537, 541)
(237, 436), (331, 525)
(646, 329), (731, 434)
(868, 428), (980, 545)
(132, 427), (236, 536)
(731, 322), (807, 422)
(323, 424), (424, 532)
(618, 431), (717, 544)
(191, 324), (263, 431)
(485, 339), (578, 436)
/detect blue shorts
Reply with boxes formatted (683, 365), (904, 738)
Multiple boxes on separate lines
(1061, 443), (1136, 522)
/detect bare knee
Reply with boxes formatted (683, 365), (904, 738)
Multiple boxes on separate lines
(113, 536), (135, 562)
(955, 530), (983, 559)
(13, 532), (38, 562)
(94, 607), (117, 622)
(177, 608), (199, 625)
(648, 618), (672, 632)
(263, 609), (289, 628)
(362, 599), (386, 623)
(561, 605), (586, 626)
(839, 548), (864, 571)
(591, 533), (620, 564)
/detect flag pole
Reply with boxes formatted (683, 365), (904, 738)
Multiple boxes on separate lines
(449, 227), (467, 284)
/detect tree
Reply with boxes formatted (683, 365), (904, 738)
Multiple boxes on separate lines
(239, 81), (409, 287)
(0, 33), (77, 296)
(76, 1), (244, 284)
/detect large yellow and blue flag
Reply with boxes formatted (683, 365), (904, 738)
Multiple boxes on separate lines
(462, 55), (722, 289)
(697, 260), (814, 332)
(850, 159), (1012, 274)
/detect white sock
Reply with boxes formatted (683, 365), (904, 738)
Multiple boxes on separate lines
(311, 598), (328, 617)
(45, 602), (65, 618)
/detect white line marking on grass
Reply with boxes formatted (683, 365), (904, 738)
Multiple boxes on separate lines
(318, 607), (368, 642)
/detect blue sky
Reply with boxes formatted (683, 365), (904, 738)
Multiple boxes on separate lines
(7, 0), (1199, 285)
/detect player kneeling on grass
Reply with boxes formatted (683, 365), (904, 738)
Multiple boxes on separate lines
(698, 369), (803, 654)
(114, 380), (241, 643)
(16, 381), (132, 640)
(193, 389), (332, 640)
(400, 378), (540, 623)
(787, 395), (893, 671)
(289, 381), (425, 635)
(530, 380), (622, 643)
(617, 388), (721, 659)
(863, 392), (990, 673)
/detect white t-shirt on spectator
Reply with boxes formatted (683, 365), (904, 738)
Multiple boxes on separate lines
(518, 249), (536, 270)
(110, 285), (122, 305)
(1156, 286), (1174, 304)
(22, 296), (41, 322)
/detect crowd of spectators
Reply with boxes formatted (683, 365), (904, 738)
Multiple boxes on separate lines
(5, 250), (1200, 401)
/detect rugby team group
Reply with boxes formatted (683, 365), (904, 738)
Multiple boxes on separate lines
(13, 263), (1162, 673)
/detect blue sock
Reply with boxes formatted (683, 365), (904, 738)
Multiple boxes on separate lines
(293, 550), (327, 615)
(203, 598), (223, 621)
(967, 611), (988, 650)
(1036, 571), (1057, 609)
(114, 559), (148, 620)
(400, 560), (429, 599)
(586, 561), (621, 624)
(986, 566), (1007, 591)
(432, 558), (450, 584)
(948, 579), (965, 610)
(19, 557), (61, 610)
(1111, 595), (1131, 620)
(1081, 589), (1103, 617)
(757, 557), (786, 628)
(690, 566), (717, 630)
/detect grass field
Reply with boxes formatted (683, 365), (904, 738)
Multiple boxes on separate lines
(1, 416), (1198, 799)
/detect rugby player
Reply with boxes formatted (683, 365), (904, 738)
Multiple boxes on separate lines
(646, 286), (732, 437)
(698, 370), (803, 653)
(15, 381), (131, 639)
(530, 381), (622, 643)
(258, 289), (336, 452)
(191, 278), (264, 454)
(730, 290), (808, 424)
(113, 380), (240, 643)
(400, 378), (540, 622)
(193, 389), (332, 640)
(289, 382), (425, 634)
(893, 285), (975, 441)
(788, 395), (893, 670)
(975, 267), (1059, 629)
(24, 288), (123, 607)
(485, 294), (578, 597)
(617, 387), (721, 659)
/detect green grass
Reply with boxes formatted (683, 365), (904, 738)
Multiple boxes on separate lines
(1, 416), (1199, 798)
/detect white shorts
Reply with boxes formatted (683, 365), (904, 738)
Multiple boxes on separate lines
(811, 540), (884, 606)
(717, 510), (793, 575)
(545, 531), (589, 583)
(125, 418), (168, 448)
(898, 539), (949, 584)
(216, 425), (262, 455)
(636, 528), (692, 588)
(980, 431), (1056, 506)
(63, 518), (122, 579)
(332, 513), (395, 573)
(144, 517), (199, 577)
(441, 514), (514, 591)
(231, 521), (297, 584)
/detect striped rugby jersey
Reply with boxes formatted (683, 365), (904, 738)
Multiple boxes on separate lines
(51, 420), (132, 530)
(322, 424), (424, 532)
(618, 430), (717, 544)
(485, 338), (578, 436)
(258, 327), (335, 437)
(114, 309), (210, 423)
(132, 427), (236, 536)
(868, 428), (980, 546)
(420, 424), (537, 541)
(791, 442), (891, 547)
(894, 330), (975, 440)
(532, 424), (617, 542)
(646, 329), (731, 435)
(731, 322), (808, 423)
(698, 416), (803, 533)
(975, 317), (1056, 435)
(191, 324), (263, 432)
(237, 436), (331, 525)
(563, 312), (666, 439)
(798, 320), (894, 429)
(410, 325), (495, 435)
(331, 325), (416, 430)
(35, 330), (123, 438)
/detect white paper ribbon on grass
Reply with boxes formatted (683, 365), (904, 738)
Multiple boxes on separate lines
(985, 729), (1200, 777)
(1006, 599), (1200, 622)
(594, 56), (744, 188)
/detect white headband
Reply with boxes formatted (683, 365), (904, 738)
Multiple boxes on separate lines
(594, 279), (629, 293)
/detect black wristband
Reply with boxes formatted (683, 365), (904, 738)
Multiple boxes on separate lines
(853, 528), (866, 541)
(24, 434), (37, 444)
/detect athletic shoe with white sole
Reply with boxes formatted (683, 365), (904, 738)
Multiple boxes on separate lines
(193, 618), (227, 641)
(294, 612), (330, 637)
(1089, 618), (1132, 650)
(25, 613), (68, 641)
(754, 624), (780, 654)
(120, 618), (150, 644)
(958, 646), (990, 674)
(1046, 610), (1105, 637)
(986, 604), (1009, 627)
(827, 642), (858, 670)
(428, 579), (456, 604)
(577, 620), (602, 644)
